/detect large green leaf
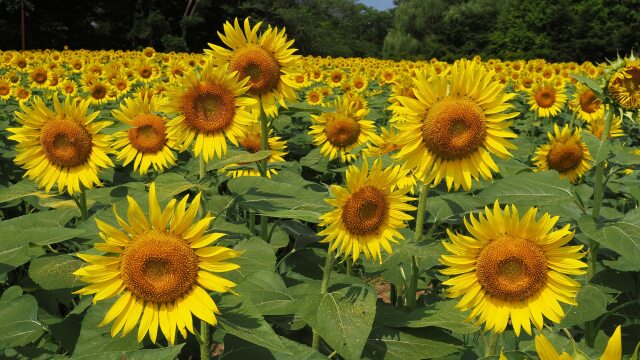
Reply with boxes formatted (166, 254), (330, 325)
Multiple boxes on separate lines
(478, 171), (575, 207)
(215, 293), (291, 354)
(0, 294), (47, 349)
(578, 213), (640, 271)
(226, 237), (276, 284)
(0, 180), (51, 205)
(206, 150), (272, 170)
(362, 326), (461, 360)
(70, 345), (184, 360)
(219, 334), (324, 360)
(375, 300), (478, 334)
(424, 193), (483, 224)
(236, 270), (295, 316)
(557, 285), (613, 328)
(300, 285), (377, 360)
(582, 132), (612, 165)
(153, 172), (200, 203)
(29, 254), (84, 290)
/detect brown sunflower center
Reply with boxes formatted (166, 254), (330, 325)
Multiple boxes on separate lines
(579, 90), (600, 113)
(547, 140), (584, 173)
(40, 118), (93, 168)
(239, 134), (262, 153)
(183, 82), (236, 134)
(341, 185), (389, 235)
(309, 92), (320, 103)
(0, 84), (9, 96)
(139, 66), (153, 79)
(128, 113), (168, 153)
(121, 231), (199, 303)
(91, 84), (107, 100)
(324, 113), (361, 148)
(422, 96), (486, 160)
(229, 44), (280, 95)
(476, 236), (547, 300)
(535, 88), (556, 108)
(330, 72), (343, 84)
(31, 69), (48, 84)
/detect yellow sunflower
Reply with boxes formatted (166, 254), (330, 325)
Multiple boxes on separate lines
(308, 96), (380, 163)
(161, 61), (256, 162)
(569, 83), (603, 122)
(0, 77), (11, 100)
(305, 88), (325, 106)
(319, 159), (416, 262)
(7, 96), (113, 194)
(111, 90), (179, 175)
(532, 124), (593, 184)
(58, 79), (79, 97)
(74, 183), (241, 345)
(587, 115), (624, 140)
(440, 201), (587, 336)
(535, 325), (622, 360)
(220, 121), (287, 178)
(206, 17), (301, 117)
(608, 59), (640, 110)
(528, 79), (568, 118)
(391, 60), (518, 191)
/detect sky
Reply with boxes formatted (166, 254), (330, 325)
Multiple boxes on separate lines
(358, 0), (395, 10)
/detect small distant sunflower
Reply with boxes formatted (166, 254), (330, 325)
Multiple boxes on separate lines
(308, 96), (380, 162)
(7, 96), (113, 194)
(28, 64), (50, 89)
(363, 126), (401, 157)
(535, 325), (622, 360)
(391, 60), (518, 191)
(206, 17), (301, 117)
(84, 80), (113, 105)
(111, 74), (131, 97)
(74, 183), (241, 345)
(221, 121), (287, 178)
(608, 60), (640, 110)
(440, 201), (587, 336)
(59, 79), (78, 96)
(12, 85), (31, 103)
(305, 88), (325, 106)
(327, 69), (344, 88)
(351, 74), (369, 93)
(569, 83), (603, 122)
(319, 160), (416, 262)
(528, 79), (567, 118)
(112, 90), (178, 175)
(587, 115), (624, 140)
(532, 124), (593, 183)
(161, 61), (256, 162)
(135, 60), (160, 83)
(0, 77), (11, 100)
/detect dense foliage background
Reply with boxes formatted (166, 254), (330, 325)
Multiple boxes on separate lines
(1, 0), (639, 62)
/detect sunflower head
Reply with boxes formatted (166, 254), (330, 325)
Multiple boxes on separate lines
(440, 201), (587, 335)
(570, 83), (604, 122)
(74, 183), (242, 345)
(608, 59), (640, 110)
(532, 124), (593, 184)
(319, 160), (416, 262)
(528, 79), (568, 118)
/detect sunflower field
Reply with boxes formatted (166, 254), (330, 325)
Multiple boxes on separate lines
(1, 17), (640, 360)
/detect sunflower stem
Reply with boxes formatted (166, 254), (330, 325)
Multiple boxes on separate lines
(200, 320), (210, 360)
(485, 331), (499, 357)
(199, 155), (206, 180)
(78, 187), (88, 221)
(249, 210), (255, 234)
(258, 96), (270, 241)
(406, 182), (428, 308)
(312, 248), (334, 351)
(346, 257), (353, 276)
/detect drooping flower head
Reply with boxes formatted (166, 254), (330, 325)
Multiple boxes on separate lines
(608, 59), (640, 110)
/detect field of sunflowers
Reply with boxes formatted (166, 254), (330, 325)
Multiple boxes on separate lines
(0, 17), (639, 360)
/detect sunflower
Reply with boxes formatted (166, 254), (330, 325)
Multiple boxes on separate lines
(12, 85), (31, 103)
(569, 83), (603, 122)
(0, 77), (11, 100)
(161, 61), (256, 163)
(528, 79), (567, 118)
(84, 80), (113, 105)
(327, 69), (345, 88)
(440, 201), (587, 336)
(7, 96), (113, 194)
(112, 90), (178, 175)
(220, 121), (287, 178)
(308, 96), (380, 163)
(73, 183), (241, 345)
(319, 159), (416, 262)
(27, 64), (50, 89)
(305, 88), (325, 106)
(535, 325), (621, 360)
(206, 17), (301, 117)
(608, 59), (640, 110)
(532, 124), (593, 184)
(351, 74), (369, 93)
(587, 115), (624, 140)
(59, 79), (79, 96)
(391, 60), (518, 191)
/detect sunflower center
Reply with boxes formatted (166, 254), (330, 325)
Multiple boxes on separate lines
(121, 231), (199, 303)
(422, 96), (486, 160)
(535, 88), (556, 108)
(128, 113), (168, 153)
(239, 134), (262, 153)
(0, 84), (9, 96)
(139, 66), (152, 78)
(31, 70), (47, 84)
(476, 236), (547, 300)
(91, 85), (107, 100)
(547, 140), (584, 173)
(229, 44), (280, 96)
(579, 90), (600, 113)
(341, 185), (388, 235)
(183, 83), (236, 134)
(40, 118), (93, 168)
(324, 113), (361, 148)
(309, 92), (320, 103)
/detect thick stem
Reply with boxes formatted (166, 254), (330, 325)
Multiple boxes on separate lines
(312, 249), (335, 351)
(485, 331), (499, 357)
(258, 96), (270, 241)
(78, 187), (88, 221)
(406, 183), (428, 308)
(249, 210), (255, 234)
(200, 320), (210, 360)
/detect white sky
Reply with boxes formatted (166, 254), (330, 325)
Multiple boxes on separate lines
(358, 0), (395, 10)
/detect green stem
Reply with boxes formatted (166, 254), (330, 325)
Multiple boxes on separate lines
(78, 187), (88, 221)
(249, 211), (255, 234)
(485, 331), (499, 357)
(258, 96), (270, 241)
(406, 183), (428, 308)
(312, 249), (334, 351)
(346, 257), (353, 276)
(199, 155), (206, 180)
(200, 320), (210, 360)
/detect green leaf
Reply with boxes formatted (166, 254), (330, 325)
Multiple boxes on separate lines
(363, 326), (461, 360)
(153, 172), (199, 203)
(424, 193), (483, 224)
(557, 285), (612, 328)
(29, 254), (84, 290)
(302, 285), (377, 360)
(226, 237), (276, 283)
(216, 293), (292, 354)
(219, 334), (324, 360)
(206, 150), (272, 170)
(578, 213), (640, 271)
(478, 171), (575, 207)
(582, 132), (612, 165)
(571, 74), (604, 98)
(0, 295), (47, 348)
(375, 300), (479, 334)
(70, 345), (185, 360)
(0, 180), (51, 205)
(236, 271), (295, 316)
